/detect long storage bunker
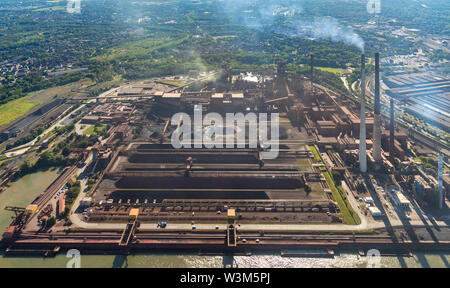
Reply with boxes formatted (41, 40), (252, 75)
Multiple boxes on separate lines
(108, 190), (270, 201)
(128, 153), (259, 164)
(115, 176), (303, 190)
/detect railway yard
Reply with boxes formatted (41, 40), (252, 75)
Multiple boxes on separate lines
(384, 72), (450, 133)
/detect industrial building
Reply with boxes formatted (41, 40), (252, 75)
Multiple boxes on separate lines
(388, 186), (411, 210)
(67, 67), (345, 227)
(368, 206), (382, 217)
(3, 52), (448, 257)
(384, 72), (450, 132)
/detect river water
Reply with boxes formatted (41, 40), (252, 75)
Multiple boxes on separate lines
(0, 171), (449, 268)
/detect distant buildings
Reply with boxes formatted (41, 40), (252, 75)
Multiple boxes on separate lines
(384, 72), (450, 132)
(117, 87), (144, 96)
(81, 103), (135, 125)
(414, 171), (447, 209)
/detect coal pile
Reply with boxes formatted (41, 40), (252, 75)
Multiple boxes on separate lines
(115, 176), (303, 190)
(128, 153), (259, 164)
(109, 190), (270, 201)
(136, 144), (175, 150)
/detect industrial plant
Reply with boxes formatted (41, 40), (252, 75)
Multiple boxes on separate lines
(1, 50), (448, 259)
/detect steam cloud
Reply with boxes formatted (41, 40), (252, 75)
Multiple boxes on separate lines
(217, 0), (365, 52)
(286, 17), (365, 52)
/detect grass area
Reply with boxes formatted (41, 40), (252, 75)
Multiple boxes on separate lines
(0, 97), (41, 128)
(93, 36), (189, 62)
(309, 145), (360, 225)
(309, 145), (323, 163)
(63, 180), (81, 225)
(316, 67), (343, 75)
(84, 124), (106, 136)
(323, 171), (361, 225)
(0, 78), (94, 130)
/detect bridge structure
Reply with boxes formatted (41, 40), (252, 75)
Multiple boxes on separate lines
(4, 206), (28, 230)
(119, 208), (140, 246)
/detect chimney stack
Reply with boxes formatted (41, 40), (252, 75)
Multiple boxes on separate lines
(373, 52), (382, 163)
(310, 54), (314, 95)
(389, 97), (395, 162)
(359, 54), (367, 173)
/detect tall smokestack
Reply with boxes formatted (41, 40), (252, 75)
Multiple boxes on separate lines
(373, 52), (382, 163)
(310, 54), (314, 95)
(389, 97), (395, 162)
(359, 54), (367, 173)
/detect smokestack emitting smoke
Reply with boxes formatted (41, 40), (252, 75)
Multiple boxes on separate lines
(373, 52), (382, 163)
(389, 97), (395, 162)
(359, 54), (367, 173)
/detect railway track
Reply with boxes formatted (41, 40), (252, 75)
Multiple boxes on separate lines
(32, 165), (78, 208)
(104, 199), (332, 208)
(18, 231), (392, 243)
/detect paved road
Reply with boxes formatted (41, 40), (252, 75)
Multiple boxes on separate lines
(68, 152), (94, 212)
(68, 215), (448, 232)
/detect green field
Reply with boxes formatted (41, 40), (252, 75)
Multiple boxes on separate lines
(309, 145), (323, 163)
(323, 171), (361, 225)
(0, 78), (94, 130)
(93, 36), (190, 63)
(0, 97), (41, 129)
(316, 67), (343, 75)
(84, 125), (106, 136)
(309, 145), (360, 225)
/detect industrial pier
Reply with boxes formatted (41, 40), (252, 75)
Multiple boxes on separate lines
(3, 227), (450, 257)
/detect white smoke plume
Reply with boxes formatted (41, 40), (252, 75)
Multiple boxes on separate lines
(217, 0), (365, 52)
(287, 17), (365, 52)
